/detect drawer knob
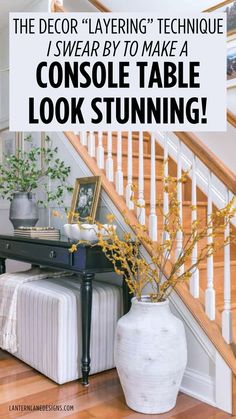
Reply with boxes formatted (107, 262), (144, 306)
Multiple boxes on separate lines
(6, 243), (11, 250)
(49, 250), (56, 259)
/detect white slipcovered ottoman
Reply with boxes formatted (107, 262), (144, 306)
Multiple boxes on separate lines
(15, 275), (123, 384)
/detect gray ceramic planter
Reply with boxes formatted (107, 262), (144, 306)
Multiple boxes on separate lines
(9, 192), (39, 228)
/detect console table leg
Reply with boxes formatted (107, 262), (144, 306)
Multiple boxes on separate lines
(81, 272), (94, 386)
(123, 277), (132, 314)
(0, 258), (6, 275)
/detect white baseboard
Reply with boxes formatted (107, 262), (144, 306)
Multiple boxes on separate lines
(181, 367), (215, 407)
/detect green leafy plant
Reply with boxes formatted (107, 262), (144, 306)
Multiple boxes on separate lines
(0, 135), (73, 207)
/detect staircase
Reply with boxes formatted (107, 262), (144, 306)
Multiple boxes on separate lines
(64, 129), (236, 411)
(51, 1), (236, 413)
(70, 130), (236, 343)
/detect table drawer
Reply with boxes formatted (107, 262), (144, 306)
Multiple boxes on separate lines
(0, 239), (71, 266)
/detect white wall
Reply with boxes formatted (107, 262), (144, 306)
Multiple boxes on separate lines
(0, 26), (9, 129)
(228, 87), (236, 115)
(64, 0), (98, 12)
(195, 124), (236, 173)
(99, 0), (220, 13)
(0, 0), (49, 128)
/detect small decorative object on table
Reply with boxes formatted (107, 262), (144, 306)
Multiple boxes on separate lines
(0, 135), (73, 228)
(64, 176), (102, 242)
(14, 227), (60, 240)
(68, 176), (101, 223)
(73, 175), (236, 415)
(64, 223), (116, 242)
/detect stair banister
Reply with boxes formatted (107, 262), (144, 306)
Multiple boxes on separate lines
(51, 0), (65, 12)
(96, 131), (104, 169)
(190, 154), (199, 298)
(174, 132), (236, 196)
(115, 131), (123, 195)
(149, 132), (157, 241)
(222, 189), (232, 344)
(205, 170), (216, 320)
(88, 131), (95, 157)
(176, 139), (183, 260)
(80, 131), (87, 146)
(163, 134), (169, 244)
(106, 131), (114, 182)
(137, 131), (146, 225)
(126, 131), (134, 210)
(89, 0), (111, 12)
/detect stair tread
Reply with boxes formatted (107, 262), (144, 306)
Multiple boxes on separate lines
(144, 200), (208, 207)
(104, 151), (164, 160)
(124, 174), (177, 180)
(199, 259), (236, 269)
(104, 131), (150, 140)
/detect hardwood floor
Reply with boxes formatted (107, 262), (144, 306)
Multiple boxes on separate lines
(0, 350), (234, 418)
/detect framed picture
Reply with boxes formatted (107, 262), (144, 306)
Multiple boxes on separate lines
(227, 36), (236, 87)
(205, 1), (236, 36)
(69, 176), (102, 223)
(0, 129), (18, 164)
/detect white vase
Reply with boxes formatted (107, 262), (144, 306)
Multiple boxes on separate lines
(114, 296), (187, 414)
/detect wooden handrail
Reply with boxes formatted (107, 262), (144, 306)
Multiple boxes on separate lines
(51, 0), (66, 12)
(89, 0), (111, 12)
(227, 109), (236, 128)
(51, 0), (110, 12)
(174, 131), (236, 194)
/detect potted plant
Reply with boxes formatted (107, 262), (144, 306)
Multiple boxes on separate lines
(70, 173), (236, 414)
(0, 135), (73, 228)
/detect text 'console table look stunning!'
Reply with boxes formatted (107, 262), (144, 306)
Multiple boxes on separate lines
(0, 234), (131, 386)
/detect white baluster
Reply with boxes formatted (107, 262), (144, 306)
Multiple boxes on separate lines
(176, 139), (183, 259)
(106, 131), (114, 182)
(80, 131), (87, 146)
(115, 132), (123, 195)
(126, 131), (134, 210)
(222, 189), (232, 343)
(163, 134), (169, 243)
(87, 131), (95, 157)
(137, 131), (146, 225)
(190, 155), (199, 298)
(96, 131), (104, 169)
(149, 132), (157, 240)
(205, 171), (215, 320)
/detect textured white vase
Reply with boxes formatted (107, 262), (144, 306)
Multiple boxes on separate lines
(114, 297), (187, 414)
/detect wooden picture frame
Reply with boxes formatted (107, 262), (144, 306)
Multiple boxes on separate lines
(69, 176), (102, 223)
(205, 0), (236, 36)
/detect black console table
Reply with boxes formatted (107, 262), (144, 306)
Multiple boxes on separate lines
(0, 234), (131, 385)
